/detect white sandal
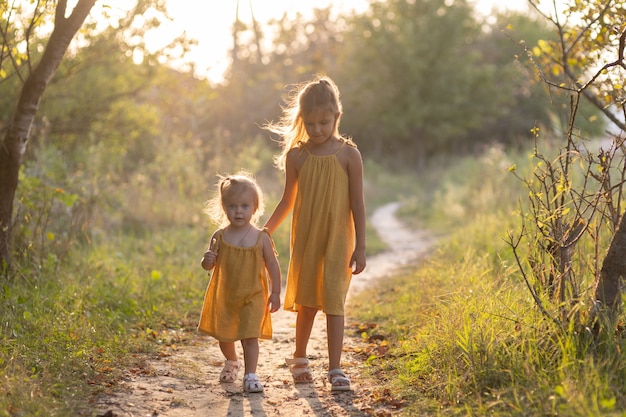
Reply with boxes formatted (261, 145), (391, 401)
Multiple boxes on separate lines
(285, 357), (313, 383)
(328, 369), (351, 391)
(243, 373), (264, 393)
(219, 360), (239, 383)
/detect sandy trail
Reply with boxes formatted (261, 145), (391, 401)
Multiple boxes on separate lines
(94, 202), (434, 417)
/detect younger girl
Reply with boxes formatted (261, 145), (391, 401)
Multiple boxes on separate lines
(264, 75), (366, 391)
(198, 172), (281, 393)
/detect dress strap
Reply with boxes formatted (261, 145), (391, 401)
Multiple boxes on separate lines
(255, 227), (265, 245)
(262, 227), (279, 256)
(333, 141), (346, 155)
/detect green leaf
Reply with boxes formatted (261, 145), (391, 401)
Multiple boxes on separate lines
(600, 397), (616, 410)
(554, 385), (565, 397)
(23, 310), (33, 321)
(55, 188), (79, 208)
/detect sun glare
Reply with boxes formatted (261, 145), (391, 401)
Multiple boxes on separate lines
(147, 1), (369, 84)
(100, 0), (527, 84)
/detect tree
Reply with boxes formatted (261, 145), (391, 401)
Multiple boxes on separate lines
(0, 0), (178, 273)
(216, 5), (348, 148)
(0, 0), (98, 272)
(339, 0), (511, 166)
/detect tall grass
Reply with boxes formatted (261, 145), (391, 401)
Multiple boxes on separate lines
(354, 144), (626, 416)
(0, 224), (209, 415)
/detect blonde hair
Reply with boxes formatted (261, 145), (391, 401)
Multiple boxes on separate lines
(204, 171), (265, 227)
(264, 74), (355, 171)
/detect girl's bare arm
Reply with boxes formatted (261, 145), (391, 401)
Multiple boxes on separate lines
(262, 232), (282, 312)
(346, 146), (366, 274)
(264, 150), (299, 234)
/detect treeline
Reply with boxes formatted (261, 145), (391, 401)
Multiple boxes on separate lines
(1, 0), (605, 255)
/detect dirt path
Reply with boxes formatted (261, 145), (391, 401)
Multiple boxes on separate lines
(94, 202), (434, 417)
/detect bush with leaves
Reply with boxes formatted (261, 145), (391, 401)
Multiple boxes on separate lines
(507, 0), (626, 334)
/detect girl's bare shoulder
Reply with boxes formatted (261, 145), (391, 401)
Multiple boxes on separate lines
(338, 141), (362, 163)
(260, 228), (278, 254)
(286, 145), (308, 166)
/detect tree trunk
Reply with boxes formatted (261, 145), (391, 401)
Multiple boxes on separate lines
(593, 212), (626, 322)
(232, 0), (240, 69)
(249, 0), (263, 63)
(0, 0), (96, 273)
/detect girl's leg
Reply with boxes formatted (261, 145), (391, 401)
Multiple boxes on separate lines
(326, 314), (345, 371)
(219, 341), (238, 361)
(218, 341), (240, 383)
(241, 338), (264, 392)
(285, 306), (317, 384)
(240, 338), (259, 374)
(327, 314), (350, 390)
(294, 306), (318, 358)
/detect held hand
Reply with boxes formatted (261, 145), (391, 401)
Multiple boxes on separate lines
(201, 250), (218, 270)
(267, 293), (281, 313)
(349, 249), (366, 275)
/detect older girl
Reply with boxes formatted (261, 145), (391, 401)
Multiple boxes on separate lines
(264, 75), (366, 391)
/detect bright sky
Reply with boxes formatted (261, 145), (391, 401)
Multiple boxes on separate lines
(105, 0), (529, 84)
(148, 1), (371, 83)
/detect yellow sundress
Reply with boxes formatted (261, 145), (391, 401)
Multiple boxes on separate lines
(285, 142), (355, 316)
(198, 229), (273, 342)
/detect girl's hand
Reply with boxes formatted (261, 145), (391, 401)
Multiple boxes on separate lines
(267, 292), (281, 313)
(350, 249), (366, 275)
(201, 250), (217, 270)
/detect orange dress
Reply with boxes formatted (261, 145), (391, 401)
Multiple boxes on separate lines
(198, 229), (273, 342)
(285, 143), (355, 316)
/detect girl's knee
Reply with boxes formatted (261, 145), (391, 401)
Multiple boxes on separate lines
(299, 306), (318, 317)
(241, 338), (259, 348)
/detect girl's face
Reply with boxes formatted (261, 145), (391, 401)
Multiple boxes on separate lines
(303, 108), (337, 145)
(223, 188), (256, 228)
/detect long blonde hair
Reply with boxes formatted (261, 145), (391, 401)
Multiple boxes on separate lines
(203, 171), (265, 228)
(264, 74), (354, 171)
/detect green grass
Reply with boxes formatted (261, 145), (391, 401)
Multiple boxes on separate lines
(352, 145), (626, 416)
(354, 229), (626, 416)
(0, 226), (205, 416)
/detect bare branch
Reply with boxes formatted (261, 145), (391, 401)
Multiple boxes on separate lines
(507, 226), (562, 328)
